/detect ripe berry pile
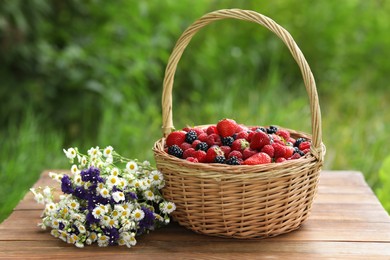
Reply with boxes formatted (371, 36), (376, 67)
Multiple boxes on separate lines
(164, 118), (311, 165)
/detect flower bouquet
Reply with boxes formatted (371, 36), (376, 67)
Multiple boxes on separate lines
(31, 146), (176, 248)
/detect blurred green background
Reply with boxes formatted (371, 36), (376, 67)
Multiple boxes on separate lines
(1, 0), (389, 222)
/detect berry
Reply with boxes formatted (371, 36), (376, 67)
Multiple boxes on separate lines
(261, 144), (275, 158)
(166, 131), (186, 147)
(243, 148), (257, 159)
(167, 145), (183, 158)
(299, 141), (311, 151)
(194, 150), (207, 163)
(276, 129), (290, 141)
(220, 146), (232, 158)
(180, 142), (192, 152)
(214, 155), (226, 164)
(275, 157), (287, 163)
(266, 125), (278, 134)
(226, 156), (241, 165)
(231, 138), (249, 151)
(186, 157), (198, 163)
(221, 136), (234, 146)
(243, 152), (271, 165)
(294, 147), (305, 156)
(185, 130), (198, 144)
(228, 150), (243, 159)
(217, 118), (238, 138)
(205, 146), (225, 163)
(272, 143), (286, 158)
(302, 148), (310, 154)
(250, 131), (271, 150)
(287, 137), (296, 145)
(192, 127), (205, 136)
(236, 131), (249, 140)
(183, 148), (196, 159)
(294, 137), (307, 147)
(198, 133), (208, 142)
(195, 142), (208, 151)
(206, 134), (222, 147)
(289, 153), (301, 160)
(206, 125), (219, 135)
(284, 146), (295, 159)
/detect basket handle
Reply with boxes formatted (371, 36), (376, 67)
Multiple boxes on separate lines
(161, 9), (323, 156)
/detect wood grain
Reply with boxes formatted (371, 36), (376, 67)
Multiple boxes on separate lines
(1, 170), (390, 259)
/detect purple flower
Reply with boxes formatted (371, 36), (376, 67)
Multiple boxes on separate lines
(81, 167), (104, 183)
(61, 175), (74, 194)
(138, 206), (155, 234)
(103, 227), (120, 246)
(74, 186), (87, 200)
(125, 192), (138, 200)
(86, 212), (99, 225)
(58, 222), (65, 230)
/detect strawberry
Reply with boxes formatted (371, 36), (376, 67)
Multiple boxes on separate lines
(217, 118), (238, 138)
(220, 146), (232, 158)
(186, 157), (198, 163)
(243, 148), (257, 159)
(231, 138), (249, 151)
(235, 124), (248, 133)
(261, 144), (274, 158)
(235, 131), (249, 141)
(243, 152), (271, 165)
(250, 131), (270, 150)
(276, 129), (290, 141)
(180, 142), (192, 152)
(228, 150), (243, 159)
(272, 143), (286, 158)
(205, 146), (225, 163)
(299, 141), (311, 151)
(275, 157), (287, 163)
(183, 148), (196, 159)
(206, 133), (221, 147)
(247, 130), (255, 142)
(206, 125), (218, 135)
(166, 131), (186, 147)
(194, 150), (207, 163)
(284, 146), (295, 159)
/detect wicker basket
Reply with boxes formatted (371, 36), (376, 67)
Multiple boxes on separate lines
(153, 9), (325, 239)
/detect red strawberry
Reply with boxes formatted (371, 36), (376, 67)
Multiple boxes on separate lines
(228, 150), (243, 159)
(166, 131), (186, 147)
(243, 152), (271, 165)
(284, 146), (295, 159)
(217, 119), (238, 138)
(243, 148), (257, 159)
(191, 140), (202, 149)
(206, 125), (218, 135)
(194, 150), (207, 163)
(183, 148), (196, 159)
(272, 143), (286, 158)
(186, 157), (198, 163)
(198, 133), (208, 142)
(206, 134), (221, 147)
(236, 131), (249, 141)
(235, 124), (248, 133)
(250, 131), (270, 150)
(299, 141), (311, 151)
(180, 142), (192, 152)
(231, 138), (249, 151)
(275, 157), (287, 163)
(261, 144), (274, 158)
(247, 130), (255, 142)
(205, 146), (224, 163)
(276, 129), (290, 141)
(220, 146), (232, 158)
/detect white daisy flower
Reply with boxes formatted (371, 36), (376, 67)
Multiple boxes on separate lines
(79, 156), (87, 167)
(100, 188), (110, 198)
(128, 233), (137, 246)
(107, 175), (119, 188)
(43, 187), (52, 197)
(73, 173), (83, 185)
(111, 167), (120, 176)
(32, 192), (45, 205)
(68, 200), (79, 211)
(92, 205), (105, 219)
(96, 182), (105, 192)
(51, 219), (60, 229)
(150, 170), (163, 184)
(111, 209), (120, 220)
(112, 191), (125, 203)
(132, 209), (145, 221)
(75, 242), (84, 248)
(45, 203), (57, 213)
(48, 172), (64, 183)
(161, 202), (176, 214)
(88, 146), (101, 158)
(126, 161), (138, 174)
(63, 148), (77, 159)
(50, 229), (60, 238)
(71, 164), (79, 175)
(97, 235), (109, 247)
(142, 160), (151, 167)
(117, 178), (127, 189)
(144, 190), (155, 201)
(103, 146), (114, 158)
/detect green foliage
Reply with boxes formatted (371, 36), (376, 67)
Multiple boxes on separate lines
(377, 156), (390, 213)
(1, 0), (390, 222)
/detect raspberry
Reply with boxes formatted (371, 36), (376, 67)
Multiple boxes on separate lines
(194, 150), (207, 163)
(186, 157), (198, 163)
(198, 133), (208, 142)
(206, 134), (221, 147)
(299, 141), (311, 151)
(276, 129), (290, 141)
(167, 145), (183, 158)
(206, 125), (218, 135)
(228, 150), (243, 159)
(220, 146), (232, 158)
(236, 131), (249, 140)
(183, 148), (196, 159)
(185, 130), (198, 144)
(180, 142), (192, 152)
(275, 157), (287, 163)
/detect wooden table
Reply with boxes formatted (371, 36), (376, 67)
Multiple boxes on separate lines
(1, 170), (390, 259)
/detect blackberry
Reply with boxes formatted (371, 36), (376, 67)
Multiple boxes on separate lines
(185, 130), (198, 144)
(168, 145), (183, 158)
(256, 127), (267, 133)
(266, 125), (278, 134)
(221, 136), (234, 146)
(196, 142), (208, 151)
(294, 137), (307, 147)
(226, 156), (240, 165)
(214, 155), (226, 163)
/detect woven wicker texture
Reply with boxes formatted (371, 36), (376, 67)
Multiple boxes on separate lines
(153, 9), (325, 239)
